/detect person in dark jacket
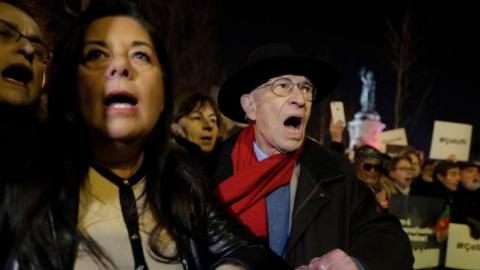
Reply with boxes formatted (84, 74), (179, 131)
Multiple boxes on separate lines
(213, 43), (413, 270)
(453, 159), (480, 238)
(0, 0), (50, 197)
(1, 2), (289, 269)
(0, 0), (50, 266)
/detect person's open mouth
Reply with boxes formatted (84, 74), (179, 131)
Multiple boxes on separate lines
(199, 136), (213, 144)
(283, 115), (305, 137)
(104, 91), (138, 109)
(1, 63), (33, 87)
(284, 116), (302, 128)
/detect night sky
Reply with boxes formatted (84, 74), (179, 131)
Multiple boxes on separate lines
(216, 0), (480, 156)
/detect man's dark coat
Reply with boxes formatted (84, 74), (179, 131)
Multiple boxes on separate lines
(214, 136), (414, 269)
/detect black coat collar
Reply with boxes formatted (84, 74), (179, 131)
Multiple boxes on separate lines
(299, 138), (344, 183)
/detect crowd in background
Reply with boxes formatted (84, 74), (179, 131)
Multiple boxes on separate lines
(2, 0), (477, 269)
(173, 91), (480, 240)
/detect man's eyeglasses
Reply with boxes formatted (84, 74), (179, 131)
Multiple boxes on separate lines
(363, 163), (382, 172)
(0, 19), (51, 64)
(260, 77), (317, 101)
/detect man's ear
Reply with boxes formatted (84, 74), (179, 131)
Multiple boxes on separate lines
(240, 93), (257, 121)
(436, 173), (445, 182)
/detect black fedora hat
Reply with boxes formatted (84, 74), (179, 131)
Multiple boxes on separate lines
(218, 43), (340, 123)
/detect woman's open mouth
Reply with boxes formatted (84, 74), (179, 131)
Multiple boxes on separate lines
(104, 91), (138, 109)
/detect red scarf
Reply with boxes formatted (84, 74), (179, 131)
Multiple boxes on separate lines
(215, 124), (302, 237)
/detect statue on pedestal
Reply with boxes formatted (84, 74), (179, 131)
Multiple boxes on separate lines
(348, 67), (385, 151)
(359, 67), (376, 113)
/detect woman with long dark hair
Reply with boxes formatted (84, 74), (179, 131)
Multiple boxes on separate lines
(2, 1), (288, 269)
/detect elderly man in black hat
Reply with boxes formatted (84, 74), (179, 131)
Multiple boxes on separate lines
(213, 44), (413, 270)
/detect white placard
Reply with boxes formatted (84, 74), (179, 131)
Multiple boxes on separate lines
(378, 128), (408, 153)
(445, 223), (480, 269)
(379, 128), (408, 146)
(429, 121), (472, 162)
(413, 249), (440, 269)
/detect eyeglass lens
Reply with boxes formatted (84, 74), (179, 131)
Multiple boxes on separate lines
(271, 78), (316, 100)
(0, 20), (49, 63)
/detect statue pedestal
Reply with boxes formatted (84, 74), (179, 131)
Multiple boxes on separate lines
(348, 111), (385, 150)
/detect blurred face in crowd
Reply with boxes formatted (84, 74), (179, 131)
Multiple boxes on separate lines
(0, 2), (47, 105)
(422, 162), (435, 182)
(77, 16), (164, 144)
(356, 158), (383, 187)
(437, 167), (461, 191)
(407, 153), (421, 178)
(241, 74), (313, 156)
(460, 166), (480, 191)
(173, 102), (219, 152)
(389, 158), (413, 190)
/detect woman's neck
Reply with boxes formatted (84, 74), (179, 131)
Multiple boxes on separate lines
(92, 138), (145, 178)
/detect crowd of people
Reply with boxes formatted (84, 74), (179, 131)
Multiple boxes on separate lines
(350, 142), (479, 227)
(1, 1), (288, 269)
(3, 0), (477, 269)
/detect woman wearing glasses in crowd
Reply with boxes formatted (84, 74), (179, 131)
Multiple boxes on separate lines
(0, 0), (51, 265)
(0, 0), (49, 172)
(387, 155), (414, 196)
(0, 0), (49, 107)
(1, 1), (288, 269)
(353, 145), (393, 210)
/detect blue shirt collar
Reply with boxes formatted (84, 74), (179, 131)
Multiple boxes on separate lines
(253, 141), (269, 161)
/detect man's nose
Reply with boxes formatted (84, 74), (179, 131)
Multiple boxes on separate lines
(290, 84), (307, 106)
(15, 38), (35, 63)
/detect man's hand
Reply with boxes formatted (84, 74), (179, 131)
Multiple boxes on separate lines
(294, 249), (360, 270)
(329, 120), (345, 143)
(215, 263), (246, 270)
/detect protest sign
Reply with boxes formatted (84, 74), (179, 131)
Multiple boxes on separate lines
(378, 128), (408, 153)
(429, 121), (472, 162)
(389, 195), (447, 269)
(445, 223), (480, 269)
(379, 128), (408, 146)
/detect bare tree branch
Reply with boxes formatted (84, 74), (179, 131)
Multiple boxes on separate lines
(386, 9), (431, 129)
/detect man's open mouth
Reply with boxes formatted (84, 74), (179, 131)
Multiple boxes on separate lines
(284, 116), (302, 129)
(1, 64), (33, 86)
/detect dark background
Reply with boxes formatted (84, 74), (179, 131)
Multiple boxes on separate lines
(42, 0), (480, 157)
(216, 0), (480, 156)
